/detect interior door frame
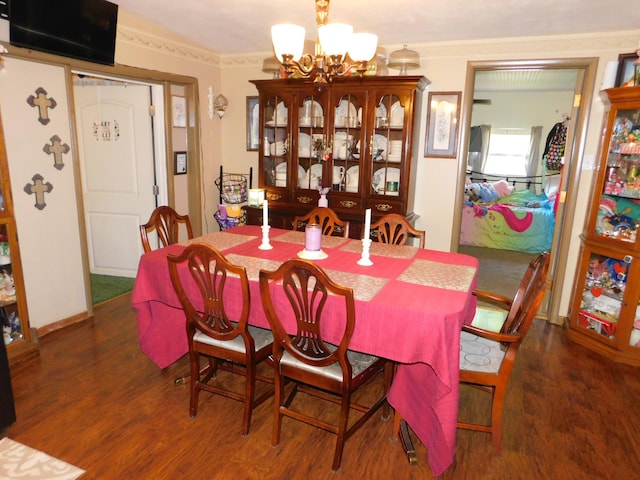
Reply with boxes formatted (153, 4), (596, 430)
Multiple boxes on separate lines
(454, 57), (599, 325)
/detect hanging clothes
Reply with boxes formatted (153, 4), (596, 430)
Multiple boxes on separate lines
(543, 121), (567, 171)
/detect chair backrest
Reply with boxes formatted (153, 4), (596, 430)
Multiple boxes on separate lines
(500, 251), (551, 339)
(370, 213), (425, 248)
(167, 242), (251, 344)
(292, 207), (350, 238)
(140, 206), (194, 252)
(259, 258), (355, 374)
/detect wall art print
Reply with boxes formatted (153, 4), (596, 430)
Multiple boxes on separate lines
(92, 120), (120, 142)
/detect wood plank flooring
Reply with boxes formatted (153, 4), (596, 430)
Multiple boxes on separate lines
(4, 293), (640, 479)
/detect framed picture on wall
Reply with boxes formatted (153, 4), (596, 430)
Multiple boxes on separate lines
(246, 96), (260, 151)
(172, 96), (187, 127)
(174, 151), (187, 175)
(425, 91), (462, 158)
(615, 52), (639, 87)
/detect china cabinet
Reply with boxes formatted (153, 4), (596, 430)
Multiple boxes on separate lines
(568, 86), (640, 365)
(247, 75), (429, 238)
(0, 109), (38, 365)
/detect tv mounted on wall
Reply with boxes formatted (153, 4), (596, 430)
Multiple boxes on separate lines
(8, 0), (118, 66)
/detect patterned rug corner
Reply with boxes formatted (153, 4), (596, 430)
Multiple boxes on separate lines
(0, 437), (85, 479)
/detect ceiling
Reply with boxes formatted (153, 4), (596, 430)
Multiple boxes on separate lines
(111, 0), (640, 56)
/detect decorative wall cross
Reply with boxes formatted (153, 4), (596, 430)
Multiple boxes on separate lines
(26, 87), (57, 125)
(24, 174), (53, 210)
(43, 135), (69, 170)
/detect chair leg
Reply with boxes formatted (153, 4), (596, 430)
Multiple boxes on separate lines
(382, 362), (395, 420)
(241, 361), (256, 437)
(331, 393), (351, 471)
(189, 353), (200, 417)
(491, 387), (505, 456)
(272, 370), (285, 447)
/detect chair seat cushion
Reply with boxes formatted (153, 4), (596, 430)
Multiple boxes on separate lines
(459, 330), (506, 374)
(280, 348), (380, 381)
(193, 325), (273, 353)
(470, 306), (508, 333)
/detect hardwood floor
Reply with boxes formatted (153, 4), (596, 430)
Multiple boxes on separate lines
(5, 293), (640, 479)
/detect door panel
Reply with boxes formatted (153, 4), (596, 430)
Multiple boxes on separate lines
(74, 83), (156, 277)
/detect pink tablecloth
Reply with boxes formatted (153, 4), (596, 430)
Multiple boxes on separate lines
(131, 225), (478, 475)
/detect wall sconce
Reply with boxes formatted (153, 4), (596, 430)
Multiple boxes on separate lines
(208, 86), (214, 119)
(213, 94), (228, 119)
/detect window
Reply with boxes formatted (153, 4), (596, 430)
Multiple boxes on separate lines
(483, 129), (530, 177)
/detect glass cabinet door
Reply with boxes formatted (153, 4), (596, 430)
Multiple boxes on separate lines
(370, 93), (405, 197)
(0, 222), (25, 347)
(577, 250), (630, 342)
(330, 93), (364, 194)
(594, 107), (640, 244)
(262, 94), (290, 190)
(296, 93), (325, 191)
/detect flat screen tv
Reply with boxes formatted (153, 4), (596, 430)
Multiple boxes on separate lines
(9, 0), (118, 65)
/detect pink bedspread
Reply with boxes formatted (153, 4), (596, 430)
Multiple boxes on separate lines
(131, 225), (478, 475)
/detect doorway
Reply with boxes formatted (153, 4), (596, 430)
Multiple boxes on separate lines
(72, 73), (168, 281)
(455, 58), (599, 323)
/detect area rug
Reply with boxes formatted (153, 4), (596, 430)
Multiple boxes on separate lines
(0, 438), (84, 479)
(90, 274), (135, 305)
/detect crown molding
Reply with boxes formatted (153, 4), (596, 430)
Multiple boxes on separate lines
(118, 24), (640, 69)
(117, 25), (222, 66)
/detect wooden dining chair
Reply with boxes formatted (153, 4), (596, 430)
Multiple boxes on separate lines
(259, 258), (391, 471)
(167, 243), (274, 436)
(369, 213), (425, 248)
(292, 207), (350, 238)
(139, 205), (194, 253)
(457, 251), (550, 454)
(393, 251), (550, 459)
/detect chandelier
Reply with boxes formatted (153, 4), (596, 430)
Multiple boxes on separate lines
(271, 0), (378, 86)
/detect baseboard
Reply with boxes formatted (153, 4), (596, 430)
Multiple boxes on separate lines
(36, 311), (93, 338)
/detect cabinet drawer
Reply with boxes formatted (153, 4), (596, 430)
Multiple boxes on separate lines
(367, 199), (404, 215)
(329, 195), (362, 211)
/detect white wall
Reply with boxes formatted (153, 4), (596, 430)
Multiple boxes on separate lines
(0, 58), (87, 329)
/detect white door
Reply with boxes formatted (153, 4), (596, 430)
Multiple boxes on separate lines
(74, 82), (156, 278)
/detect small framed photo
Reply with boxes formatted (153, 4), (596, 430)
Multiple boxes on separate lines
(174, 151), (187, 175)
(615, 53), (639, 87)
(172, 96), (187, 127)
(425, 91), (462, 158)
(246, 96), (260, 151)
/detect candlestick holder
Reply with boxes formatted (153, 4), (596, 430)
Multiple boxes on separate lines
(357, 238), (373, 266)
(259, 225), (273, 250)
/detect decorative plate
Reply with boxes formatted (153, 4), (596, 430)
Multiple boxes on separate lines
(390, 101), (403, 127)
(372, 167), (400, 195)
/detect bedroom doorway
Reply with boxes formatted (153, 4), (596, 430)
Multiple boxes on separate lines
(456, 58), (599, 323)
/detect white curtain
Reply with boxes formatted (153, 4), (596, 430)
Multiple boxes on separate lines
(526, 126), (543, 186)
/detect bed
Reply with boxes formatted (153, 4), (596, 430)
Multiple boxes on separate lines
(460, 175), (558, 253)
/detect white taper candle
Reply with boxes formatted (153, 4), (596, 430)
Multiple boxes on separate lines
(263, 199), (269, 227)
(364, 208), (371, 240)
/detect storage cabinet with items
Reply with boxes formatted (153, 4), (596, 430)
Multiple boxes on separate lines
(0, 110), (38, 365)
(247, 76), (429, 238)
(568, 86), (640, 365)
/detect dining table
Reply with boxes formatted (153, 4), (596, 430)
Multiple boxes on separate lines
(131, 224), (478, 476)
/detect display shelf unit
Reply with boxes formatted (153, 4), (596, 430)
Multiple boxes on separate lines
(0, 109), (38, 365)
(247, 75), (429, 238)
(568, 86), (640, 365)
